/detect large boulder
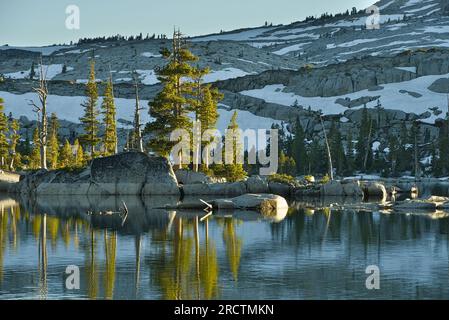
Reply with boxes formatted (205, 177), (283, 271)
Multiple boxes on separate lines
(342, 180), (364, 197)
(268, 182), (292, 197)
(245, 175), (269, 193)
(14, 152), (180, 196)
(362, 182), (387, 200)
(183, 181), (247, 196)
(175, 169), (211, 185)
(0, 170), (21, 192)
(213, 193), (288, 219)
(321, 181), (344, 196)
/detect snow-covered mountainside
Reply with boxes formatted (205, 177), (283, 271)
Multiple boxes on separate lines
(1, 0), (449, 151)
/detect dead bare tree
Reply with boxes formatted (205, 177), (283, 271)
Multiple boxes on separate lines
(320, 113), (333, 181)
(28, 59), (48, 169)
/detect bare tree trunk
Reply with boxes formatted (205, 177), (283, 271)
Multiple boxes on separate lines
(29, 60), (48, 169)
(320, 115), (333, 180)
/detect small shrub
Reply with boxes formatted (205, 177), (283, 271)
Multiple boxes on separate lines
(320, 174), (330, 184)
(268, 173), (298, 186)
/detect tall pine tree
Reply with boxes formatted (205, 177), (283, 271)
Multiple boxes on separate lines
(223, 111), (247, 182)
(146, 30), (197, 162)
(0, 98), (9, 169)
(291, 118), (308, 175)
(101, 77), (117, 156)
(80, 59), (100, 157)
(48, 113), (60, 169)
(8, 118), (21, 170)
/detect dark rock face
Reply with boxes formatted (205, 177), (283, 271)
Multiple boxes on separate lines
(14, 152), (180, 196)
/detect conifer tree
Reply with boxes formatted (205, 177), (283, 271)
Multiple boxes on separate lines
(223, 111), (247, 182)
(355, 107), (373, 172)
(345, 131), (355, 175)
(131, 74), (144, 152)
(48, 113), (60, 169)
(74, 139), (86, 168)
(80, 59), (100, 157)
(0, 98), (9, 169)
(146, 30), (197, 162)
(8, 118), (21, 170)
(59, 139), (74, 168)
(101, 77), (117, 156)
(291, 118), (308, 175)
(329, 121), (346, 176)
(192, 69), (223, 170)
(29, 127), (41, 169)
(279, 151), (297, 176)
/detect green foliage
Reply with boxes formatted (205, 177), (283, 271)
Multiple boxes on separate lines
(267, 173), (298, 186)
(278, 151), (297, 176)
(146, 32), (197, 158)
(320, 174), (330, 184)
(8, 118), (21, 170)
(291, 119), (308, 175)
(355, 107), (373, 171)
(48, 113), (60, 169)
(74, 139), (86, 168)
(329, 121), (347, 176)
(79, 60), (100, 156)
(59, 139), (74, 168)
(29, 127), (41, 169)
(0, 98), (9, 169)
(101, 77), (117, 156)
(223, 111), (247, 182)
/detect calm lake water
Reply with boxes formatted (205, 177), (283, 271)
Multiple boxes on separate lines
(1, 194), (449, 300)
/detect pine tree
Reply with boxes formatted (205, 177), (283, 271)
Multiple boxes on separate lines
(101, 77), (117, 156)
(329, 121), (346, 176)
(74, 139), (86, 168)
(279, 151), (297, 176)
(145, 30), (197, 162)
(30, 61), (36, 79)
(131, 74), (144, 152)
(291, 118), (308, 175)
(223, 111), (247, 182)
(59, 139), (74, 168)
(193, 69), (223, 170)
(355, 107), (373, 172)
(0, 98), (9, 169)
(29, 127), (41, 169)
(48, 113), (60, 169)
(80, 60), (100, 157)
(8, 118), (21, 170)
(345, 131), (355, 175)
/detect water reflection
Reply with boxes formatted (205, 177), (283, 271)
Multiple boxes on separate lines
(0, 195), (449, 299)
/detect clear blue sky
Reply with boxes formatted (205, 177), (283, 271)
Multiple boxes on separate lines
(0, 0), (376, 46)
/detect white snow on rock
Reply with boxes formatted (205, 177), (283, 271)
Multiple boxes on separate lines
(379, 0), (395, 10)
(141, 52), (162, 58)
(405, 3), (439, 13)
(395, 66), (417, 73)
(0, 91), (281, 134)
(203, 68), (250, 83)
(422, 25), (449, 33)
(135, 69), (159, 85)
(273, 42), (311, 55)
(240, 73), (449, 124)
(4, 64), (73, 80)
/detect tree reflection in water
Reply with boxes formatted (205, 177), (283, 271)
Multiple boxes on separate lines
(1, 195), (449, 299)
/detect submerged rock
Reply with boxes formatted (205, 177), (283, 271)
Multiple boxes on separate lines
(14, 152), (180, 196)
